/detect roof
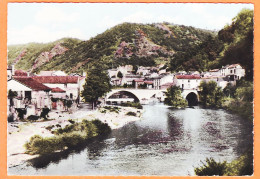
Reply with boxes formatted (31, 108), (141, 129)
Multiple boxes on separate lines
(14, 70), (28, 76)
(176, 75), (200, 79)
(14, 77), (51, 91)
(32, 76), (79, 84)
(228, 64), (241, 69)
(144, 81), (153, 84)
(51, 87), (66, 93)
(161, 82), (174, 87)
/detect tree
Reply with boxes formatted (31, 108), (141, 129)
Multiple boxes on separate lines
(81, 61), (111, 110)
(223, 83), (236, 98)
(199, 81), (224, 108)
(164, 86), (187, 108)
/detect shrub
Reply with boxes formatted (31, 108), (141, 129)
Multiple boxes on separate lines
(120, 102), (143, 109)
(194, 158), (227, 176)
(126, 112), (136, 116)
(25, 119), (111, 155)
(68, 119), (75, 124)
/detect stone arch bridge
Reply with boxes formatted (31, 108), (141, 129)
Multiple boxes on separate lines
(105, 88), (199, 105)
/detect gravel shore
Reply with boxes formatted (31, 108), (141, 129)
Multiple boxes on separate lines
(7, 106), (143, 168)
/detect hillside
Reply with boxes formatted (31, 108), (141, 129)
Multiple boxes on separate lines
(8, 22), (215, 74)
(169, 9), (253, 80)
(8, 38), (82, 72)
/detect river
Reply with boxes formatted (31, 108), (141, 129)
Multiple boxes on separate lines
(9, 103), (253, 176)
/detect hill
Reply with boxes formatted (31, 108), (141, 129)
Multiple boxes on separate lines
(8, 22), (215, 74)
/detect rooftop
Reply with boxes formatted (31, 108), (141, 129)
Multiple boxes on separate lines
(14, 77), (51, 91)
(32, 76), (80, 84)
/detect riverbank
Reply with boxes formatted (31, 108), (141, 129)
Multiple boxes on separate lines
(8, 106), (143, 168)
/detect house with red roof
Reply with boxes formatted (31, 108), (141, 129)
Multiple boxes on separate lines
(7, 77), (52, 120)
(175, 75), (201, 90)
(32, 76), (86, 102)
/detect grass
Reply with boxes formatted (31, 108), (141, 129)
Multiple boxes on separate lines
(24, 119), (111, 155)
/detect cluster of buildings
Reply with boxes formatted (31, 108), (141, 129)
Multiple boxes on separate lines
(108, 64), (246, 90)
(7, 65), (86, 121)
(7, 63), (245, 121)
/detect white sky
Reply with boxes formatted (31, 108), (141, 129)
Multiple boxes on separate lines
(7, 3), (254, 45)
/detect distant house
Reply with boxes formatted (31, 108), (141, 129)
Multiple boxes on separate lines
(220, 64), (245, 80)
(152, 73), (174, 90)
(209, 69), (221, 77)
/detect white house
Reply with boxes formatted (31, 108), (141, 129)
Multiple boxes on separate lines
(175, 75), (201, 90)
(8, 77), (52, 120)
(220, 64), (245, 80)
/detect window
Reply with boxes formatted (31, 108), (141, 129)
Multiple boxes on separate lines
(230, 70), (233, 73)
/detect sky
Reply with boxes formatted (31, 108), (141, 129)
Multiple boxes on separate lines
(7, 3), (254, 45)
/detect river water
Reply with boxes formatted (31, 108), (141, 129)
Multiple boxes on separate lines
(9, 103), (253, 176)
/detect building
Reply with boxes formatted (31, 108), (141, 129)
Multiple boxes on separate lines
(32, 76), (85, 102)
(8, 77), (52, 120)
(175, 75), (201, 90)
(220, 64), (245, 80)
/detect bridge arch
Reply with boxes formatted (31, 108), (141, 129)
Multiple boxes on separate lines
(185, 92), (198, 106)
(106, 90), (140, 105)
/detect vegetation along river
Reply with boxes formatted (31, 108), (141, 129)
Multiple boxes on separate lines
(9, 103), (253, 176)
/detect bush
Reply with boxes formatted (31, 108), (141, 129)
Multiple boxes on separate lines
(25, 119), (111, 155)
(120, 102), (143, 109)
(195, 158), (227, 176)
(126, 112), (136, 116)
(103, 106), (120, 113)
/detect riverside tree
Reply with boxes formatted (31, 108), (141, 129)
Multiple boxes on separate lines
(81, 61), (111, 110)
(199, 81), (224, 108)
(164, 86), (187, 108)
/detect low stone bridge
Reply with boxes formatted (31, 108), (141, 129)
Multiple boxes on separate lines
(105, 88), (199, 105)
(105, 88), (166, 104)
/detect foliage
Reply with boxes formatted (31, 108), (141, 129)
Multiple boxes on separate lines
(120, 102), (143, 109)
(25, 119), (111, 155)
(164, 86), (187, 108)
(8, 89), (17, 98)
(195, 149), (253, 176)
(222, 79), (253, 121)
(219, 9), (253, 81)
(199, 81), (224, 108)
(101, 106), (120, 113)
(225, 149), (253, 176)
(223, 83), (236, 98)
(194, 158), (227, 176)
(81, 59), (112, 109)
(8, 22), (214, 74)
(126, 111), (136, 116)
(169, 35), (224, 72)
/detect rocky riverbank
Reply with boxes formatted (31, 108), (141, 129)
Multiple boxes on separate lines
(8, 106), (143, 168)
